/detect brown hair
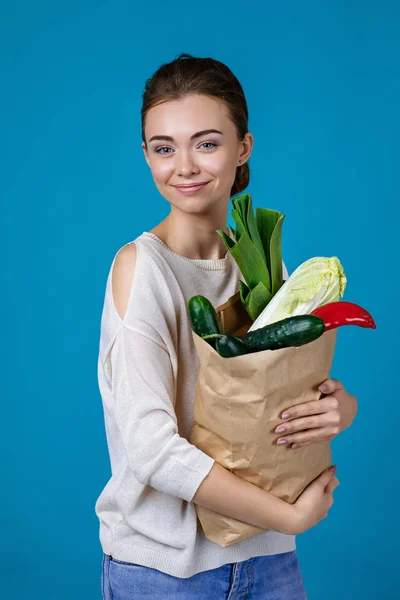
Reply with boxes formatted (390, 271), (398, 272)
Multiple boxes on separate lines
(141, 52), (250, 197)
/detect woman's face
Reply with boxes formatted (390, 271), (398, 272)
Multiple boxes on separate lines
(142, 94), (253, 215)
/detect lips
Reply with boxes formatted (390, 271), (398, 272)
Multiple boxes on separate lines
(173, 181), (210, 195)
(174, 182), (210, 188)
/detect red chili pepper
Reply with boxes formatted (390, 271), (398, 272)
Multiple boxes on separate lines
(310, 301), (376, 331)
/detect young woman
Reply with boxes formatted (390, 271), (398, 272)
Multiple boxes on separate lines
(96, 53), (358, 599)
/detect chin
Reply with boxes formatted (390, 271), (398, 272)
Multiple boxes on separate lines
(173, 203), (214, 216)
(166, 186), (229, 211)
(162, 188), (207, 205)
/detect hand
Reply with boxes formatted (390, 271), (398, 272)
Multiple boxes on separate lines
(274, 378), (358, 449)
(285, 466), (338, 535)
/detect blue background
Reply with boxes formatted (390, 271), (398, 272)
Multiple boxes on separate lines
(2, 1), (398, 598)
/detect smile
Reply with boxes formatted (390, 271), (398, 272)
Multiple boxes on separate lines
(173, 182), (210, 195)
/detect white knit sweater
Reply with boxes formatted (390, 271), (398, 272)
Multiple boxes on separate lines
(95, 231), (294, 578)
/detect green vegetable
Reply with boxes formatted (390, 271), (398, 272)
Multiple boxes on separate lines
(215, 335), (251, 358)
(241, 314), (325, 351)
(216, 193), (285, 321)
(213, 315), (326, 358)
(248, 256), (347, 332)
(188, 295), (221, 348)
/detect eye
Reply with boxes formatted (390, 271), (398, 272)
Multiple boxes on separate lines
(155, 146), (173, 154)
(154, 142), (217, 155)
(199, 142), (217, 150)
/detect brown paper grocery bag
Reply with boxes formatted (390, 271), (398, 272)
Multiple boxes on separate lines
(190, 291), (339, 547)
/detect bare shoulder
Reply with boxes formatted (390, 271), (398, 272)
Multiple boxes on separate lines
(111, 243), (137, 321)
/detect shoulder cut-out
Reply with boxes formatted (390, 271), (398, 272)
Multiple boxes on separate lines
(111, 243), (137, 321)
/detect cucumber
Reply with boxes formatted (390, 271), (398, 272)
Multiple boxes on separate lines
(240, 315), (325, 351)
(188, 295), (221, 348)
(215, 335), (251, 358)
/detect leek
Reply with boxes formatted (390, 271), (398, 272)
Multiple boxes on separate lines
(217, 193), (285, 321)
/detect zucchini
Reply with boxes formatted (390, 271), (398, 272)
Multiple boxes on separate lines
(188, 295), (221, 348)
(240, 314), (325, 351)
(215, 335), (251, 358)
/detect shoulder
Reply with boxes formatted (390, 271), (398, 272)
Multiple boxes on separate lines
(112, 243), (137, 321)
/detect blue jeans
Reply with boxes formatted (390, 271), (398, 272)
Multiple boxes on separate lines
(101, 550), (308, 599)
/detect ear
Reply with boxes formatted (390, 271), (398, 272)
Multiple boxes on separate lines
(142, 142), (150, 167)
(238, 131), (254, 164)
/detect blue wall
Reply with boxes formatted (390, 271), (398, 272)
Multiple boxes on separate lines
(2, 1), (398, 598)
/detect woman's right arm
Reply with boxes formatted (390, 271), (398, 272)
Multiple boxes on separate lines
(192, 461), (338, 535)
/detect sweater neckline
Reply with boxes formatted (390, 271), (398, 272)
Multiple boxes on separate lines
(142, 232), (231, 271)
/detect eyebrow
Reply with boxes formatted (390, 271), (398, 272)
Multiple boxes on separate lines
(148, 129), (223, 143)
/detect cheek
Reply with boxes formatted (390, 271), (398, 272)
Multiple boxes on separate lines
(201, 153), (233, 177)
(151, 160), (172, 181)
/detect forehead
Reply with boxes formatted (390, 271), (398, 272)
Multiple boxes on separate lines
(145, 94), (232, 136)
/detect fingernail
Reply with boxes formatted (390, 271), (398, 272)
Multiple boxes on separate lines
(277, 438), (288, 445)
(320, 384), (329, 392)
(282, 412), (290, 419)
(275, 426), (286, 433)
(329, 465), (337, 474)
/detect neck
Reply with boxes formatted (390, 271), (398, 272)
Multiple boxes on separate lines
(162, 202), (231, 261)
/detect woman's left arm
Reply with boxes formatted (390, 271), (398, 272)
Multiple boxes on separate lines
(274, 378), (358, 450)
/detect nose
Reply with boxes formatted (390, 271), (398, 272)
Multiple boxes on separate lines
(175, 150), (200, 177)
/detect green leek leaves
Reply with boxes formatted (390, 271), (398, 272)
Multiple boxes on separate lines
(217, 193), (285, 321)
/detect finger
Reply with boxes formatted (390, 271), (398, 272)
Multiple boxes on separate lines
(281, 398), (333, 421)
(329, 477), (340, 493)
(325, 476), (339, 495)
(319, 378), (343, 395)
(290, 442), (312, 449)
(275, 413), (331, 436)
(276, 427), (333, 445)
(316, 468), (337, 488)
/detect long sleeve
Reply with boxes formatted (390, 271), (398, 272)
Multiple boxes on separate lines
(95, 233), (296, 576)
(109, 321), (215, 502)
